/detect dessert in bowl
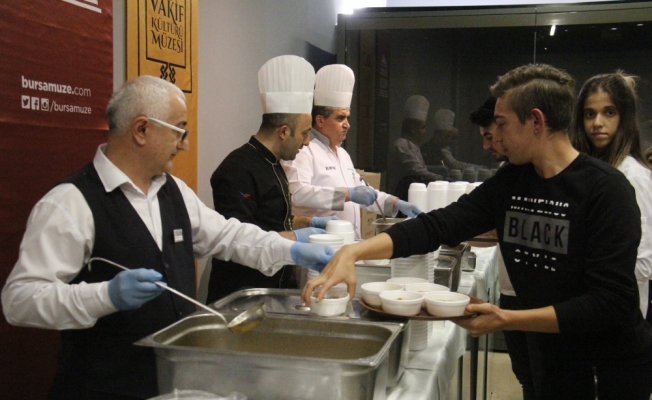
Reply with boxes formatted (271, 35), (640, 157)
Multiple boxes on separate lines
(360, 282), (403, 307)
(424, 292), (470, 317)
(379, 290), (423, 316)
(404, 282), (450, 307)
(310, 287), (350, 317)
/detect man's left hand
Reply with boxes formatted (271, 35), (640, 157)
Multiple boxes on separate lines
(454, 302), (507, 337)
(294, 227), (325, 243)
(396, 200), (422, 218)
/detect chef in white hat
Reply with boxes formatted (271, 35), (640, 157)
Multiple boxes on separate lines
(282, 64), (422, 240)
(421, 108), (484, 172)
(206, 55), (338, 302)
(387, 95), (445, 199)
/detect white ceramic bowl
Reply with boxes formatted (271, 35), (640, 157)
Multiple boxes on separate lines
(379, 290), (423, 316)
(310, 287), (350, 317)
(404, 283), (450, 307)
(386, 277), (428, 288)
(360, 282), (404, 307)
(325, 220), (354, 233)
(424, 292), (470, 317)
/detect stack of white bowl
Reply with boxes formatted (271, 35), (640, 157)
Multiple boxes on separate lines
(427, 181), (449, 211)
(446, 181), (468, 205)
(409, 320), (429, 351)
(390, 253), (432, 350)
(407, 183), (428, 212)
(391, 254), (429, 280)
(325, 220), (355, 244)
(391, 251), (439, 280)
(303, 234), (345, 290)
(466, 181), (482, 194)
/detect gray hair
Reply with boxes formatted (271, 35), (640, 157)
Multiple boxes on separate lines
(106, 75), (185, 134)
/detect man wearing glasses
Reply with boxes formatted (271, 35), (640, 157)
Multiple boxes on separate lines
(2, 75), (334, 399)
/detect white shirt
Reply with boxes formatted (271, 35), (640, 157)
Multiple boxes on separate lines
(282, 128), (397, 239)
(618, 155), (652, 316)
(2, 145), (294, 330)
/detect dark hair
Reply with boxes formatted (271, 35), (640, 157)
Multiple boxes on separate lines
(401, 118), (424, 137)
(469, 96), (497, 127)
(490, 64), (575, 133)
(571, 71), (646, 167)
(259, 113), (299, 135)
(311, 106), (337, 125)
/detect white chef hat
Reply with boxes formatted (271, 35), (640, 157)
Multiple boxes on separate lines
(314, 64), (355, 108)
(258, 55), (316, 114)
(404, 95), (429, 121)
(433, 109), (457, 133)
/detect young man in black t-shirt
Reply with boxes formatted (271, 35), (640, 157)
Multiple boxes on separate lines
(305, 64), (652, 400)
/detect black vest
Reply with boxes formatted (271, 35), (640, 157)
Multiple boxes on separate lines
(49, 164), (195, 399)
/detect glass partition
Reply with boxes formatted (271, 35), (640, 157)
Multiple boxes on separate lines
(338, 2), (652, 195)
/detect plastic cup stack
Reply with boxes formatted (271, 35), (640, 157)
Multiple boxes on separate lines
(391, 254), (430, 280)
(410, 320), (429, 350)
(325, 220), (355, 245)
(446, 181), (468, 205)
(427, 181), (448, 212)
(408, 183), (427, 214)
(305, 234), (345, 289)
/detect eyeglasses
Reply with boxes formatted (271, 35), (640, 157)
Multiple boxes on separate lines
(147, 117), (189, 142)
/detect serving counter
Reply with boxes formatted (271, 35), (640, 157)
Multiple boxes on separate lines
(388, 244), (498, 400)
(163, 245), (499, 400)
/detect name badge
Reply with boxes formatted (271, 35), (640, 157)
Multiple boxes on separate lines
(173, 229), (184, 243)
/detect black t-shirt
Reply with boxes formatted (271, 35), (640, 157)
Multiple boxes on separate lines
(387, 153), (652, 363)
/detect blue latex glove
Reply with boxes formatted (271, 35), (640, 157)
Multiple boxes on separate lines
(108, 269), (166, 310)
(348, 186), (377, 206)
(290, 242), (334, 272)
(309, 216), (340, 229)
(396, 200), (422, 218)
(294, 227), (325, 243)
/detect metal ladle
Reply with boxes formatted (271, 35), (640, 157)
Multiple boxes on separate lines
(88, 257), (265, 334)
(361, 177), (386, 223)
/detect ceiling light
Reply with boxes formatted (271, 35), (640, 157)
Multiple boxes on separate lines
(550, 25), (556, 36)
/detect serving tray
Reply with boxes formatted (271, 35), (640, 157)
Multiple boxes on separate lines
(359, 296), (482, 321)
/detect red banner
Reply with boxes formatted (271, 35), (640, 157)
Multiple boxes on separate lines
(0, 0), (112, 129)
(0, 1), (113, 398)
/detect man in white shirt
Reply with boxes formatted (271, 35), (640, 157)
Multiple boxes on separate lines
(282, 64), (421, 239)
(387, 95), (446, 199)
(1, 75), (332, 399)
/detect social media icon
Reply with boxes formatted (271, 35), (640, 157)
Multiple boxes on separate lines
(31, 97), (39, 110)
(41, 98), (49, 111)
(22, 95), (30, 109)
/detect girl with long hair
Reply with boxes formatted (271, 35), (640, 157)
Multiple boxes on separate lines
(572, 71), (652, 321)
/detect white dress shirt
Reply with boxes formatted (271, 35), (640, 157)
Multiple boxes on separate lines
(618, 155), (652, 316)
(2, 145), (294, 330)
(282, 128), (397, 239)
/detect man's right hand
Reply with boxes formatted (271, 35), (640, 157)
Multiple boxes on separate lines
(348, 186), (378, 206)
(108, 269), (166, 310)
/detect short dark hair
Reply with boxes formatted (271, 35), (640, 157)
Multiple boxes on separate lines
(490, 64), (575, 133)
(469, 96), (497, 127)
(311, 106), (337, 125)
(260, 113), (299, 134)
